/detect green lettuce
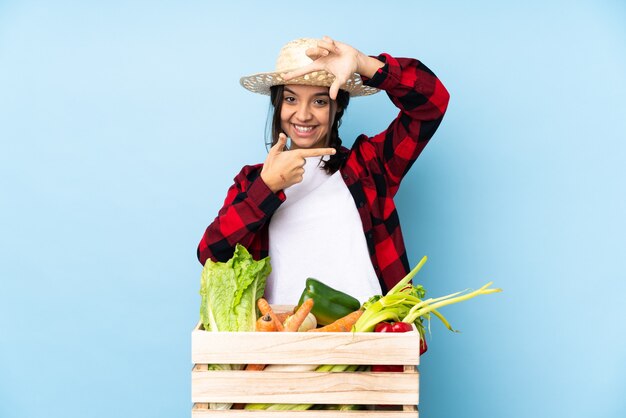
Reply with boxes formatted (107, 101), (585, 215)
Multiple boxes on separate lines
(199, 244), (271, 332)
(199, 244), (271, 410)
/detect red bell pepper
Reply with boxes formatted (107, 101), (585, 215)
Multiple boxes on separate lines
(371, 321), (427, 372)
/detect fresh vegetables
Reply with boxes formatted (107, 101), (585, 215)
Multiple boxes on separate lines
(275, 312), (291, 324)
(371, 321), (419, 372)
(307, 309), (363, 332)
(200, 248), (502, 412)
(296, 278), (361, 325)
(246, 257), (500, 411)
(374, 321), (414, 333)
(255, 314), (277, 332)
(374, 321), (427, 355)
(283, 298), (315, 332)
(257, 298), (285, 331)
(353, 256), (502, 345)
(245, 300), (317, 374)
(290, 312), (317, 332)
(198, 244), (271, 410)
(200, 244), (271, 333)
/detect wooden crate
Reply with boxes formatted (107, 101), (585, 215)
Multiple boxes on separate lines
(191, 308), (420, 417)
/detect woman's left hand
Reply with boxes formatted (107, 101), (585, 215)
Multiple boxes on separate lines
(283, 36), (383, 100)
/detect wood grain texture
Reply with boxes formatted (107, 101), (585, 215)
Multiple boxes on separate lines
(191, 370), (418, 405)
(192, 322), (420, 366)
(192, 364), (209, 410)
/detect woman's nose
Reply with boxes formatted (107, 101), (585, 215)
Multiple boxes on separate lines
(295, 103), (312, 121)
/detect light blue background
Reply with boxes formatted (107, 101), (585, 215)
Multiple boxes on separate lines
(1, 1), (625, 417)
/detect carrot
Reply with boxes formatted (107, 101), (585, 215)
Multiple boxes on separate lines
(307, 310), (364, 332)
(283, 298), (314, 332)
(246, 313), (277, 372)
(257, 298), (284, 331)
(275, 311), (292, 324)
(256, 313), (277, 332)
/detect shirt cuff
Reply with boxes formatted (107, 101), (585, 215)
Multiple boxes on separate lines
(361, 53), (402, 91)
(248, 174), (285, 215)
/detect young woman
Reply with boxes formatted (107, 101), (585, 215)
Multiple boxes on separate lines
(198, 37), (450, 304)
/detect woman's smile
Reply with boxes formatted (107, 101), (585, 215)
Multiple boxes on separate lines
(292, 124), (317, 136)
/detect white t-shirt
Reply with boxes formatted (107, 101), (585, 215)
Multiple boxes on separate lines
(265, 156), (382, 306)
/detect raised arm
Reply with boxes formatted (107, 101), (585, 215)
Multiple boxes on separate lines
(359, 53), (450, 195)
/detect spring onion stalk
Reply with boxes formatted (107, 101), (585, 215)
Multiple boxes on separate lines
(402, 282), (501, 325)
(322, 404), (364, 410)
(244, 403), (313, 411)
(387, 255), (429, 295)
(353, 256), (502, 338)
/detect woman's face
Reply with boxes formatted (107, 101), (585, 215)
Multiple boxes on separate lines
(280, 84), (333, 149)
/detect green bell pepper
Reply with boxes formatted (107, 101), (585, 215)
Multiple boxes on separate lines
(296, 278), (362, 326)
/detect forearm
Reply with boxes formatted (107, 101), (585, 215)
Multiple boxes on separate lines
(357, 54), (450, 193)
(369, 54), (450, 122)
(197, 168), (284, 264)
(198, 203), (264, 264)
(356, 53), (385, 79)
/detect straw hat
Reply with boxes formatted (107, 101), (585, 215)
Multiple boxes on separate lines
(239, 38), (380, 97)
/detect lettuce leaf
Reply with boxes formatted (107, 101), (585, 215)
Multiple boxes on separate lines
(199, 244), (271, 332)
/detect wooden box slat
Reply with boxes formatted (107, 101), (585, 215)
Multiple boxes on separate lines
(192, 322), (420, 366)
(192, 370), (419, 405)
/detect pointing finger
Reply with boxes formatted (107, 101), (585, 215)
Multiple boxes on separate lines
(271, 133), (287, 154)
(297, 147), (337, 158)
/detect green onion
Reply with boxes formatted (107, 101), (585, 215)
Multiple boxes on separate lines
(354, 256), (502, 338)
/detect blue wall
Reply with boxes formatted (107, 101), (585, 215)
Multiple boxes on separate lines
(1, 1), (625, 417)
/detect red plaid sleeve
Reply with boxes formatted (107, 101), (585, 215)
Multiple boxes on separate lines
(361, 53), (450, 196)
(343, 54), (450, 292)
(197, 164), (285, 265)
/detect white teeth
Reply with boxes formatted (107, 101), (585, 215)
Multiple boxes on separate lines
(294, 125), (314, 133)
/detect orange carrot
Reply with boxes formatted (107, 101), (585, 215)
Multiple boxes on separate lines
(246, 313), (277, 372)
(256, 313), (277, 332)
(257, 298), (285, 331)
(307, 310), (364, 332)
(275, 311), (292, 324)
(283, 298), (314, 332)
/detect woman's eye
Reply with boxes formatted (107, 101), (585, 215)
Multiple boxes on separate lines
(284, 96), (296, 103)
(314, 99), (328, 106)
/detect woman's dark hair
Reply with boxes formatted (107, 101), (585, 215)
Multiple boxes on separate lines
(266, 85), (350, 174)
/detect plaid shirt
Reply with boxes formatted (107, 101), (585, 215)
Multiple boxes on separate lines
(198, 53), (449, 293)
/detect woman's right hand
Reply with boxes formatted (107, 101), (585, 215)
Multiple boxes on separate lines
(283, 36), (384, 100)
(261, 133), (336, 193)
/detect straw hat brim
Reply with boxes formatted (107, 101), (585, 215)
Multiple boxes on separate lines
(240, 69), (380, 97)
